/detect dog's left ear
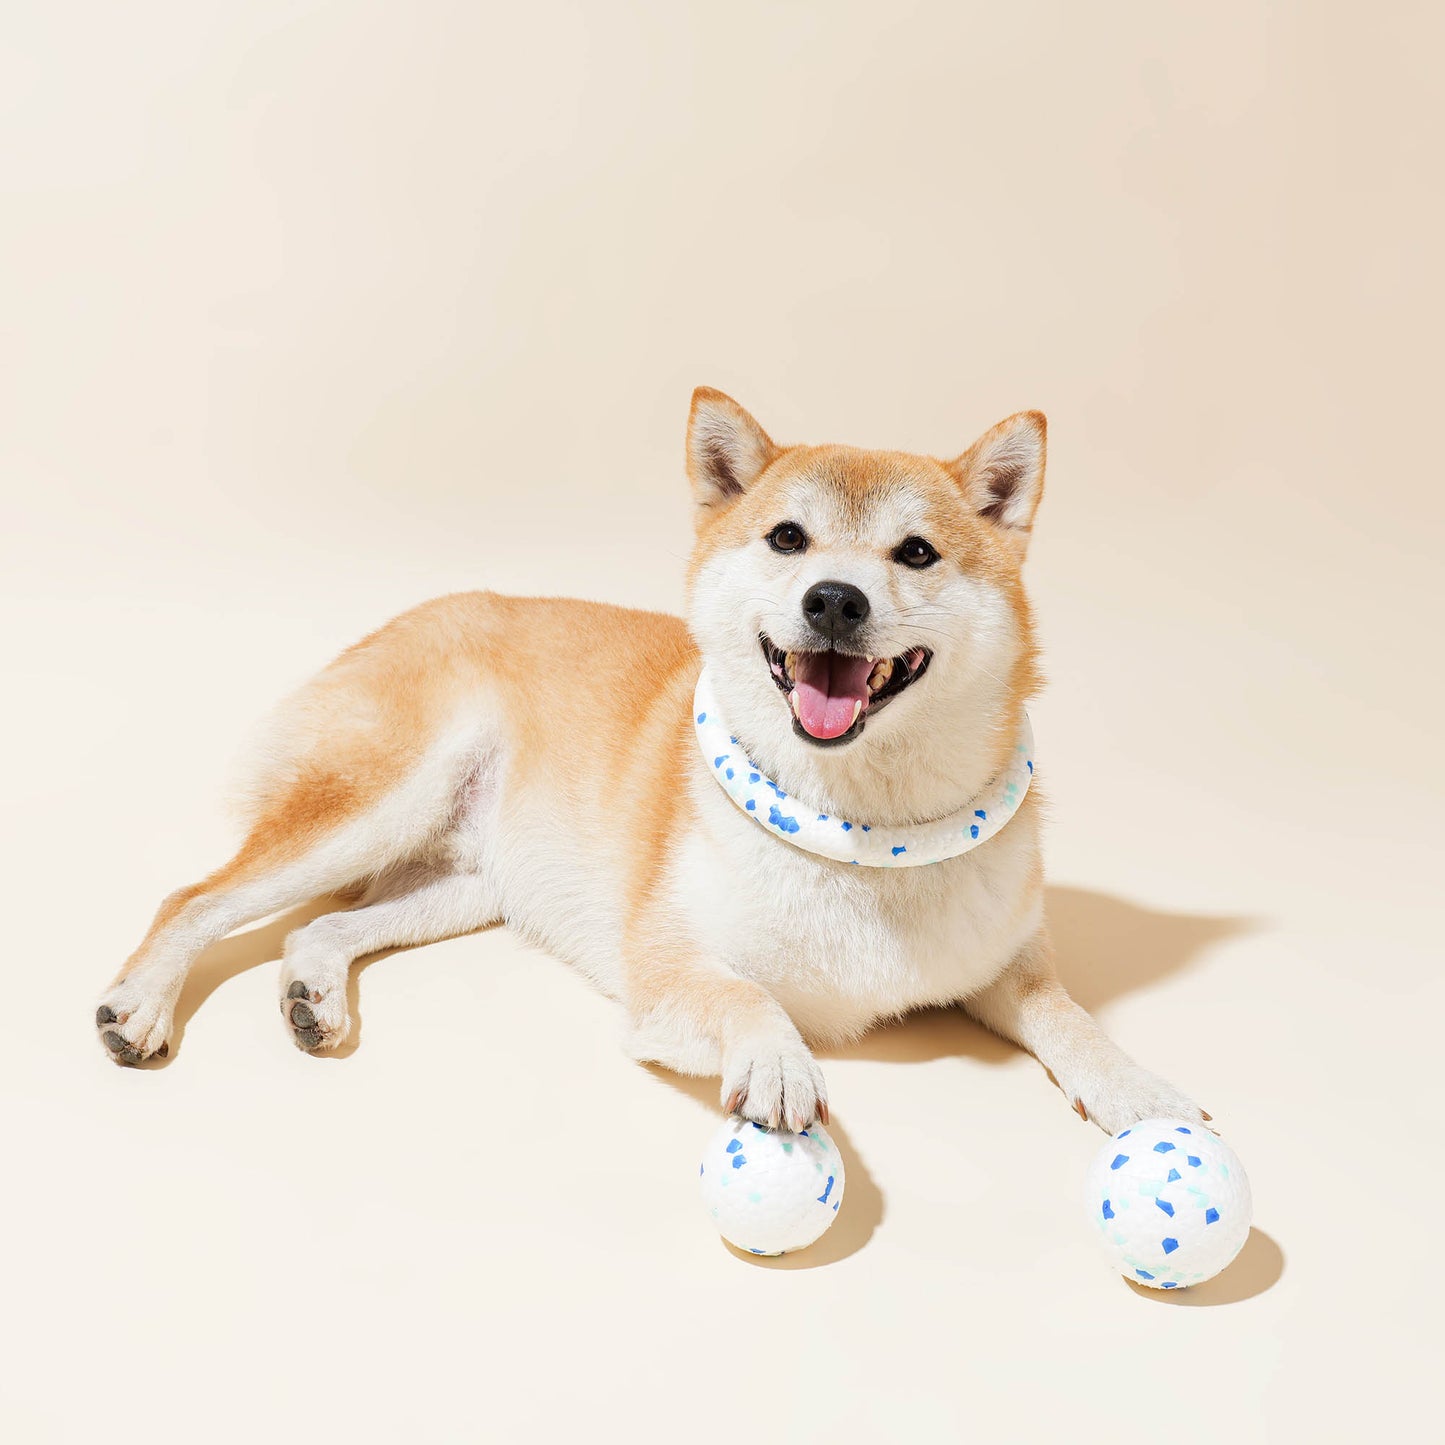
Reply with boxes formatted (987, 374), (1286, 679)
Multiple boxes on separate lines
(686, 387), (779, 515)
(947, 411), (1047, 553)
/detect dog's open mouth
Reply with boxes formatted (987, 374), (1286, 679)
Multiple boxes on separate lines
(760, 634), (932, 745)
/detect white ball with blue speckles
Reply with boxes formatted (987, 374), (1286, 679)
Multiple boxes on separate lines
(700, 1117), (845, 1255)
(1084, 1117), (1252, 1289)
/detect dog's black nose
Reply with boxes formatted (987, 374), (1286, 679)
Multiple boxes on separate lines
(801, 580), (870, 642)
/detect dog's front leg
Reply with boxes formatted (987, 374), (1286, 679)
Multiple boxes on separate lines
(963, 930), (1205, 1134)
(624, 940), (829, 1133)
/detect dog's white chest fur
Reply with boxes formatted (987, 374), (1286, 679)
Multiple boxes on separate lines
(669, 770), (1045, 1044)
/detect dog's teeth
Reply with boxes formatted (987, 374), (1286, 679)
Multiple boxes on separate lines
(789, 690), (801, 719)
(785, 651), (797, 681)
(850, 698), (862, 725)
(867, 658), (893, 693)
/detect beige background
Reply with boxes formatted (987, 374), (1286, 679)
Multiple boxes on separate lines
(3, 3), (1442, 1441)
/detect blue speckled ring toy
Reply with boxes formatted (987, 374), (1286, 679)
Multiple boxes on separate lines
(693, 668), (1035, 868)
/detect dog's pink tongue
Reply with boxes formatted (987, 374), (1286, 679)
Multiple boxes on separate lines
(792, 652), (873, 739)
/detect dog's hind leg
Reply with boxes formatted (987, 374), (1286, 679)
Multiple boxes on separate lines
(278, 865), (501, 1052)
(93, 723), (486, 1065)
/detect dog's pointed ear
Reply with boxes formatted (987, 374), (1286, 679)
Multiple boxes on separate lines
(947, 411), (1047, 553)
(686, 387), (778, 514)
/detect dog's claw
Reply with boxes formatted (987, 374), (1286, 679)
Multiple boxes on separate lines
(721, 1039), (827, 1135)
(1073, 1097), (1088, 1121)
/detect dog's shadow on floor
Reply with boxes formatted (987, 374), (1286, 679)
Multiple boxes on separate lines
(165, 884), (1273, 1294)
(832, 884), (1254, 1069)
(167, 896), (439, 1059)
(171, 884), (1247, 1063)
(167, 899), (325, 1057)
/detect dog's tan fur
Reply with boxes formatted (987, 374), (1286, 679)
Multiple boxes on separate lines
(95, 390), (1202, 1139)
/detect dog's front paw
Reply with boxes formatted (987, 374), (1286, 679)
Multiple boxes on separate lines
(1073, 1064), (1206, 1136)
(279, 973), (351, 1052)
(721, 1030), (829, 1132)
(94, 977), (173, 1065)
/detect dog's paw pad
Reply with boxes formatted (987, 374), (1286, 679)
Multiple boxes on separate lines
(95, 993), (171, 1066)
(281, 977), (349, 1053)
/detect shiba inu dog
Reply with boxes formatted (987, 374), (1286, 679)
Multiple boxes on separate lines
(95, 389), (1204, 1137)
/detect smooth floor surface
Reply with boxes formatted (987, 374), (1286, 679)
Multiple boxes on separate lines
(4, 4), (1441, 1441)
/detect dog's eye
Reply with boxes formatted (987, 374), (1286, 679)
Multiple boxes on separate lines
(894, 536), (939, 568)
(766, 522), (808, 554)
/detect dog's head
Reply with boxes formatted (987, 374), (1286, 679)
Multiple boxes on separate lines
(685, 388), (1045, 822)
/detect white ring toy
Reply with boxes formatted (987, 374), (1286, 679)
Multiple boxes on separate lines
(692, 668), (1034, 868)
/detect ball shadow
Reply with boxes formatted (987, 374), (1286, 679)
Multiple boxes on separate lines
(1124, 1227), (1285, 1305)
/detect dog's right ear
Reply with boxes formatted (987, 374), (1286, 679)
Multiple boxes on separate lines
(686, 388), (778, 515)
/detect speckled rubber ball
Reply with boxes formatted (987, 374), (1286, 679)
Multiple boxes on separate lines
(700, 1117), (845, 1255)
(1084, 1118), (1252, 1289)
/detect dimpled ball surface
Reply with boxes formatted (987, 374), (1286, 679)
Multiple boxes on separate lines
(699, 1118), (845, 1255)
(1084, 1117), (1253, 1289)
